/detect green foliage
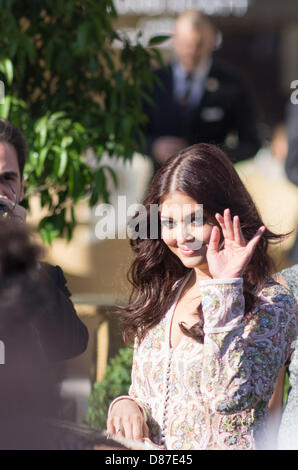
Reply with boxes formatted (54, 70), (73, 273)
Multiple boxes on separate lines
(86, 347), (133, 430)
(0, 0), (163, 242)
(283, 370), (290, 406)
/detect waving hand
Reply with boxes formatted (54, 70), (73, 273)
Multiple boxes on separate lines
(207, 209), (266, 279)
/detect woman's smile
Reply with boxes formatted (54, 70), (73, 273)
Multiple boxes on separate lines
(178, 245), (201, 256)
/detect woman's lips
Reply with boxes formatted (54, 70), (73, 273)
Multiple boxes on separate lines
(178, 246), (199, 256)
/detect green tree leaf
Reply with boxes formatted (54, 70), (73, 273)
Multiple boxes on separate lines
(57, 150), (68, 178)
(0, 0), (163, 243)
(148, 35), (171, 47)
(0, 94), (11, 119)
(0, 58), (14, 85)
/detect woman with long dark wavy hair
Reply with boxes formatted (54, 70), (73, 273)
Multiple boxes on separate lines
(107, 143), (297, 450)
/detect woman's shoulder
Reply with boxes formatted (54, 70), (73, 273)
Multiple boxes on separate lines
(257, 277), (296, 306)
(244, 278), (297, 326)
(277, 264), (298, 302)
(243, 279), (297, 352)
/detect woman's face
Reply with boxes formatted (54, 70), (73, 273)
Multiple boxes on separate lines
(160, 191), (213, 269)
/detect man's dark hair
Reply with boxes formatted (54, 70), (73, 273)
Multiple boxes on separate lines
(0, 119), (28, 178)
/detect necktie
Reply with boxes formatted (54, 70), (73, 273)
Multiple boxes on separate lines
(180, 72), (193, 106)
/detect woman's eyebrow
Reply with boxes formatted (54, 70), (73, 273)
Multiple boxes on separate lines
(160, 211), (202, 219)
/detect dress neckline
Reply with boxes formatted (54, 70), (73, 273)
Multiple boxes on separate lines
(167, 270), (193, 351)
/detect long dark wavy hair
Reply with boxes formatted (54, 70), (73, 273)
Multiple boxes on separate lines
(121, 143), (285, 346)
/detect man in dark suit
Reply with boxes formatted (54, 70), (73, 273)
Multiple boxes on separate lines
(0, 118), (88, 361)
(143, 10), (260, 170)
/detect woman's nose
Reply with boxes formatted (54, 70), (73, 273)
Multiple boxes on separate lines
(176, 223), (194, 244)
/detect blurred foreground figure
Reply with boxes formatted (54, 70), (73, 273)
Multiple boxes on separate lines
(0, 118), (88, 361)
(0, 218), (132, 450)
(0, 218), (59, 449)
(142, 9), (260, 170)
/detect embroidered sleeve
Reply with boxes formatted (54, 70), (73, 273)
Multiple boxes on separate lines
(199, 278), (297, 415)
(108, 340), (152, 421)
(127, 342), (153, 422)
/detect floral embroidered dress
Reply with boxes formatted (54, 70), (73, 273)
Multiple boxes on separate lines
(277, 264), (298, 450)
(111, 275), (297, 450)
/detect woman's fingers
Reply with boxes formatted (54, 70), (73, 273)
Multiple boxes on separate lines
(246, 226), (266, 254)
(214, 213), (226, 245)
(216, 210), (247, 246)
(223, 208), (234, 239)
(207, 225), (221, 253)
(107, 416), (122, 437)
(122, 417), (135, 440)
(106, 419), (115, 437)
(209, 209), (266, 278)
(132, 415), (147, 441)
(215, 212), (225, 233)
(215, 209), (234, 240)
(233, 215), (241, 244)
(233, 215), (246, 246)
(107, 415), (146, 442)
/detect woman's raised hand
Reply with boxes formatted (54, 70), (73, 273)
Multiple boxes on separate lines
(207, 208), (265, 279)
(107, 398), (149, 442)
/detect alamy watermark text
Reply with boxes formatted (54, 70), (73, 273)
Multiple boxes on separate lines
(0, 340), (5, 365)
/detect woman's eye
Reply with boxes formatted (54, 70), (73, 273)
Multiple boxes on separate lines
(191, 215), (208, 226)
(161, 220), (175, 228)
(190, 217), (203, 226)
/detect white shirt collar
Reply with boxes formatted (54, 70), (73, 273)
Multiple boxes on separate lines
(173, 57), (212, 81)
(172, 58), (213, 107)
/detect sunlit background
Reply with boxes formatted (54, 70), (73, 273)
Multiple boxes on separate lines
(26, 0), (298, 427)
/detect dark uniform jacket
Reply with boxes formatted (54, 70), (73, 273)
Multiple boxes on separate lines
(143, 60), (260, 170)
(33, 263), (89, 362)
